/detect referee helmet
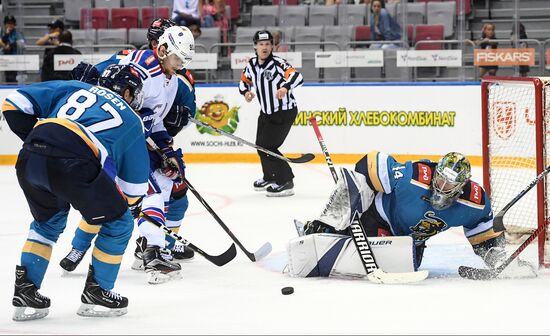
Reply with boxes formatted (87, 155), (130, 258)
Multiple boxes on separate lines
(253, 30), (273, 44)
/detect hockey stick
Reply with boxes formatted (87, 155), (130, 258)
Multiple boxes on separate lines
(146, 137), (272, 262)
(349, 211), (429, 284)
(458, 165), (550, 280)
(310, 117), (428, 283)
(309, 116), (339, 183)
(140, 212), (237, 267)
(458, 222), (547, 280)
(492, 164), (550, 232)
(189, 116), (315, 164)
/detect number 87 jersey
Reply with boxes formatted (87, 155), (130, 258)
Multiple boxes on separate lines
(3, 80), (149, 198)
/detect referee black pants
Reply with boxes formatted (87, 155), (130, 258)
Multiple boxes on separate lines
(255, 106), (298, 185)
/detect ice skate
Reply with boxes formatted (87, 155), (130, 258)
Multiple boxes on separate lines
(142, 246), (182, 284)
(12, 265), (50, 321)
(77, 265), (128, 317)
(266, 181), (294, 197)
(59, 247), (86, 272)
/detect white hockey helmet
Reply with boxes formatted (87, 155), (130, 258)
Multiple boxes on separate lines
(157, 25), (195, 69)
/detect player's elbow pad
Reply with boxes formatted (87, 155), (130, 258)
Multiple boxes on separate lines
(3, 110), (38, 141)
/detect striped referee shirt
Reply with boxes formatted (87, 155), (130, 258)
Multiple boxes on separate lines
(239, 54), (304, 115)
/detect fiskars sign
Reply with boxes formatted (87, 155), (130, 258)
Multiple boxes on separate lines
(474, 48), (535, 66)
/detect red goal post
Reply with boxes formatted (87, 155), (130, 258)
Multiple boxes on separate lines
(481, 76), (550, 268)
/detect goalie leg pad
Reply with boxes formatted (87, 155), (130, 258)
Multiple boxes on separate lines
(286, 233), (416, 278)
(317, 168), (374, 232)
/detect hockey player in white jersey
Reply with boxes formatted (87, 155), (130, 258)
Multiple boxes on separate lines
(287, 152), (536, 280)
(61, 25), (196, 284)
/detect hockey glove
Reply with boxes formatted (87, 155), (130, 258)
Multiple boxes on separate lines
(128, 196), (144, 219)
(164, 104), (191, 137)
(483, 247), (507, 269)
(138, 107), (155, 137)
(71, 62), (100, 85)
(160, 147), (185, 182)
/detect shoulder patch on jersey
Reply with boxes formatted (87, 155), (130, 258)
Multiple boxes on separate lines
(412, 162), (435, 186)
(117, 49), (132, 56)
(460, 181), (486, 205)
(144, 55), (156, 66)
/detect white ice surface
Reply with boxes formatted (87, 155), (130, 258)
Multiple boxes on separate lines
(0, 163), (549, 335)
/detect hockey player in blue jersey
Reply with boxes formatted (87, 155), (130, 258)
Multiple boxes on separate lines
(62, 24), (197, 284)
(288, 151), (535, 279)
(2, 65), (150, 320)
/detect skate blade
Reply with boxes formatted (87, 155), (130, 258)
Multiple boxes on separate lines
(254, 186), (269, 192)
(12, 306), (49, 321)
(76, 303), (127, 317)
(146, 270), (182, 284)
(266, 189), (295, 197)
(131, 258), (144, 271)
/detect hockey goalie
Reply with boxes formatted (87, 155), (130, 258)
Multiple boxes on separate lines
(287, 151), (537, 281)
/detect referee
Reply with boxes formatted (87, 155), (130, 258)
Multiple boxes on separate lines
(239, 30), (304, 197)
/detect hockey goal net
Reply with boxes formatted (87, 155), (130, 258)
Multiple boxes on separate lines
(482, 76), (550, 268)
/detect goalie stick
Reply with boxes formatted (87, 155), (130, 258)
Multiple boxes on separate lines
(146, 137), (272, 262)
(458, 164), (550, 280)
(189, 117), (315, 164)
(349, 211), (429, 284)
(310, 117), (428, 284)
(140, 212), (237, 266)
(309, 116), (339, 183)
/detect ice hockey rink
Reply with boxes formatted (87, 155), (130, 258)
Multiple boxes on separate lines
(0, 162), (549, 335)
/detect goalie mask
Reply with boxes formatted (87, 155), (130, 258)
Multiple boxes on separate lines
(430, 152), (471, 210)
(157, 25), (195, 70)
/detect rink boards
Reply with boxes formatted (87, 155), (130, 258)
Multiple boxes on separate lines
(0, 82), (483, 165)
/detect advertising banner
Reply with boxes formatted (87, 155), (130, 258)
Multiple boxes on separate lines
(230, 52), (302, 69)
(474, 48), (535, 66)
(315, 50), (384, 68)
(396, 50), (462, 67)
(0, 84), (482, 160)
(0, 55), (39, 71)
(177, 84), (481, 157)
(54, 53), (218, 71)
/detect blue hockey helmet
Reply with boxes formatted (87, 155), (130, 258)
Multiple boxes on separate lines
(98, 64), (144, 111)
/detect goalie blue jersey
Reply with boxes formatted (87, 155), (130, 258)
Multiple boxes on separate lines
(3, 80), (149, 198)
(354, 151), (499, 247)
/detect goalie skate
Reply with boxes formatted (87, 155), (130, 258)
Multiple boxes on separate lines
(77, 265), (128, 318)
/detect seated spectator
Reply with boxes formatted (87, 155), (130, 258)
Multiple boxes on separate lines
(369, 0), (401, 49)
(36, 19), (64, 46)
(189, 23), (202, 40)
(0, 15), (25, 83)
(41, 30), (81, 82)
(272, 31), (289, 52)
(511, 22), (529, 77)
(474, 23), (498, 78)
(173, 0), (202, 28)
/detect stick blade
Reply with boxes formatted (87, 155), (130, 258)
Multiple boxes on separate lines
(458, 266), (498, 280)
(366, 269), (429, 284)
(288, 153), (315, 163)
(252, 242), (272, 261)
(493, 214), (506, 232)
(195, 243), (237, 267)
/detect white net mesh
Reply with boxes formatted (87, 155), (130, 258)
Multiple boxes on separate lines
(484, 77), (550, 266)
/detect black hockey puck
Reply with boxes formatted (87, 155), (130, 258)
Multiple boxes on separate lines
(281, 287), (294, 295)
